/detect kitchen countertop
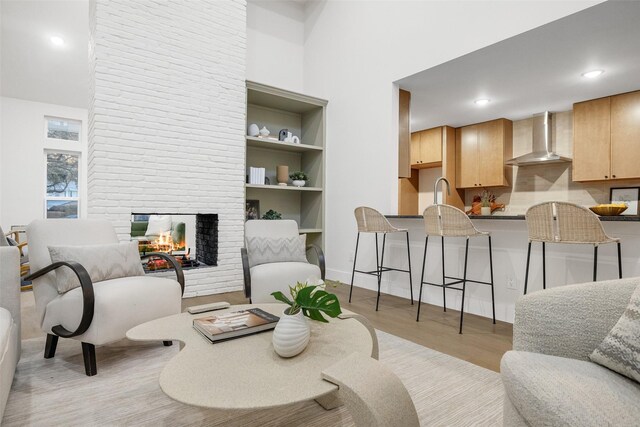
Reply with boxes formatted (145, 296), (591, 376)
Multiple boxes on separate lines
(386, 214), (640, 222)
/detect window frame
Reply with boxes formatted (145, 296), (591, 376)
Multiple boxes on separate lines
(43, 116), (82, 143)
(44, 149), (82, 219)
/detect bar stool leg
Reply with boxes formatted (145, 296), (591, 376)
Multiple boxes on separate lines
(375, 234), (387, 312)
(459, 238), (469, 334)
(488, 235), (496, 324)
(593, 245), (598, 282)
(617, 242), (622, 279)
(405, 231), (414, 305)
(542, 242), (546, 290)
(349, 232), (361, 303)
(416, 236), (428, 322)
(374, 233), (380, 311)
(441, 236), (447, 312)
(524, 241), (531, 295)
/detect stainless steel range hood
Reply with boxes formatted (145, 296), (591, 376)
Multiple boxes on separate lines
(505, 111), (572, 166)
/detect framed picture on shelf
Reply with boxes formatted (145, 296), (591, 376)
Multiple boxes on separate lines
(246, 200), (260, 220)
(610, 187), (640, 215)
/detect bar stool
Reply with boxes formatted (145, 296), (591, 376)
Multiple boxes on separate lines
(349, 207), (413, 311)
(416, 204), (496, 334)
(524, 201), (622, 294)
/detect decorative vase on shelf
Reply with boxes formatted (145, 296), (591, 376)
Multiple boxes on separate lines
(481, 206), (491, 216)
(272, 308), (310, 358)
(276, 165), (289, 186)
(292, 180), (306, 187)
(259, 126), (270, 138)
(248, 123), (259, 137)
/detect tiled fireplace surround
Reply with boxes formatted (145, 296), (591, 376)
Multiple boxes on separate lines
(87, 0), (247, 296)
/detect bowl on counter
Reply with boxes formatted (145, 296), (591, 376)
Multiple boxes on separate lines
(589, 204), (628, 216)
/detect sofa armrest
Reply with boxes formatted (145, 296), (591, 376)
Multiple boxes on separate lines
(0, 247), (21, 336)
(306, 244), (325, 280)
(513, 277), (638, 361)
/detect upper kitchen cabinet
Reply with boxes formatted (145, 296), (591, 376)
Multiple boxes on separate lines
(410, 127), (443, 168)
(455, 118), (513, 189)
(573, 90), (640, 182)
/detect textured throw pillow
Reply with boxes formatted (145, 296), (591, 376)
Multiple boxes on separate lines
(48, 241), (145, 294)
(590, 284), (640, 383)
(246, 235), (307, 268)
(145, 215), (172, 237)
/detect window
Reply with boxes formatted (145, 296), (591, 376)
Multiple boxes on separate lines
(45, 152), (79, 218)
(46, 117), (81, 142)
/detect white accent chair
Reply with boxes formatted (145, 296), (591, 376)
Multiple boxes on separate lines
(0, 242), (21, 420)
(241, 220), (325, 303)
(26, 219), (184, 376)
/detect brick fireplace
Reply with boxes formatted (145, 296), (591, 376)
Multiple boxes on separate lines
(88, 0), (247, 296)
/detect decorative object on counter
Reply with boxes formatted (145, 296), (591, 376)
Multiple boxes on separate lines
(271, 280), (342, 358)
(262, 209), (282, 220)
(278, 129), (289, 141)
(589, 204), (627, 216)
(466, 190), (505, 215)
(290, 171), (308, 187)
(276, 165), (289, 186)
(246, 199), (260, 220)
(248, 123), (259, 137)
(610, 187), (639, 216)
(259, 126), (270, 137)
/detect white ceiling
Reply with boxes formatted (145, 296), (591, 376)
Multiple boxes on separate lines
(398, 1), (640, 131)
(1, 0), (89, 109)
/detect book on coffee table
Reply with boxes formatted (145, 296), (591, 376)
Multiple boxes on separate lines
(193, 308), (280, 343)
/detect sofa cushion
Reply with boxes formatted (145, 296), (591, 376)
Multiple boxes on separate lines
(43, 275), (181, 345)
(250, 261), (321, 303)
(501, 350), (640, 426)
(49, 241), (145, 293)
(590, 284), (640, 383)
(246, 235), (307, 268)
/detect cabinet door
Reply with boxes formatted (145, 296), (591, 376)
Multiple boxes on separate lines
(573, 98), (611, 181)
(456, 125), (478, 188)
(420, 127), (443, 164)
(410, 131), (421, 166)
(477, 120), (507, 187)
(611, 91), (640, 180)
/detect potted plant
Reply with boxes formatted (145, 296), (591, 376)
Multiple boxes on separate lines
(480, 190), (494, 216)
(261, 209), (282, 220)
(270, 280), (342, 357)
(289, 171), (308, 187)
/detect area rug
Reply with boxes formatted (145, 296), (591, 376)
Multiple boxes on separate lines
(3, 331), (503, 426)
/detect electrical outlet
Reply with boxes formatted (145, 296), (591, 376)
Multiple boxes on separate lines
(506, 276), (518, 290)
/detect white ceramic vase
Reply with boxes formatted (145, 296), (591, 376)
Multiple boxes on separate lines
(292, 180), (306, 187)
(481, 206), (491, 216)
(247, 123), (259, 137)
(272, 309), (310, 358)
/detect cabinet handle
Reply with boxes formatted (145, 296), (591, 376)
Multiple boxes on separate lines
(612, 175), (616, 178)
(605, 176), (608, 179)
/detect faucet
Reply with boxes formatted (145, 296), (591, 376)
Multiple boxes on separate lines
(433, 177), (450, 205)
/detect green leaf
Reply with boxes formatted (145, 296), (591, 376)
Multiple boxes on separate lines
(294, 285), (342, 322)
(271, 291), (293, 306)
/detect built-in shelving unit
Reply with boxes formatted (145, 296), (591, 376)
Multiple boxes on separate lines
(245, 81), (327, 247)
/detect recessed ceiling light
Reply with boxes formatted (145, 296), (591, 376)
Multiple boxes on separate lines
(581, 69), (604, 79)
(474, 99), (490, 106)
(50, 36), (65, 47)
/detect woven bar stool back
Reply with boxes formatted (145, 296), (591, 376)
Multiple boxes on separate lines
(423, 204), (484, 237)
(354, 207), (399, 233)
(525, 202), (556, 242)
(555, 202), (614, 244)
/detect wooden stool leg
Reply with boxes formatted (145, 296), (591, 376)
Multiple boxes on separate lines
(459, 238), (469, 334)
(349, 232), (360, 303)
(416, 236), (428, 322)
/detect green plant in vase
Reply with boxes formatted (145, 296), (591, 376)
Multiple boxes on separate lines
(261, 209), (282, 220)
(289, 171), (309, 187)
(271, 280), (342, 322)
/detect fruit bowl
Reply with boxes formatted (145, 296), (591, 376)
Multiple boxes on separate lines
(589, 204), (628, 216)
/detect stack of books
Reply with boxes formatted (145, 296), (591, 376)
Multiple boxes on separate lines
(193, 308), (279, 343)
(248, 167), (266, 185)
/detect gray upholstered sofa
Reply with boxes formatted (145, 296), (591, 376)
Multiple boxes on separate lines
(501, 277), (640, 426)
(0, 245), (21, 420)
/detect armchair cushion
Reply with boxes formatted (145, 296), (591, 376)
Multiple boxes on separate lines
(48, 241), (145, 294)
(501, 350), (640, 426)
(249, 262), (321, 303)
(590, 284), (640, 383)
(246, 235), (307, 268)
(43, 275), (181, 345)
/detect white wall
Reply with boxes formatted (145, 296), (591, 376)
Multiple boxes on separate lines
(0, 97), (88, 231)
(247, 0), (304, 93)
(301, 0), (602, 321)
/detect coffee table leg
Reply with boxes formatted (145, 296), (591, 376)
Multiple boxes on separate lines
(315, 392), (343, 410)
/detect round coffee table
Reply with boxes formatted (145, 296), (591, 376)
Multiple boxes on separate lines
(126, 303), (375, 410)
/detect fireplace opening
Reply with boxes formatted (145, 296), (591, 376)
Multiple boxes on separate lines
(131, 213), (218, 271)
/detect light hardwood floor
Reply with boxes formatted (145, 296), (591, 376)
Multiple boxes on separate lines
(20, 282), (512, 372)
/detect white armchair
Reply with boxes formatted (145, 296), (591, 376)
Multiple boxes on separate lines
(0, 244), (20, 419)
(25, 219), (184, 376)
(241, 220), (325, 303)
